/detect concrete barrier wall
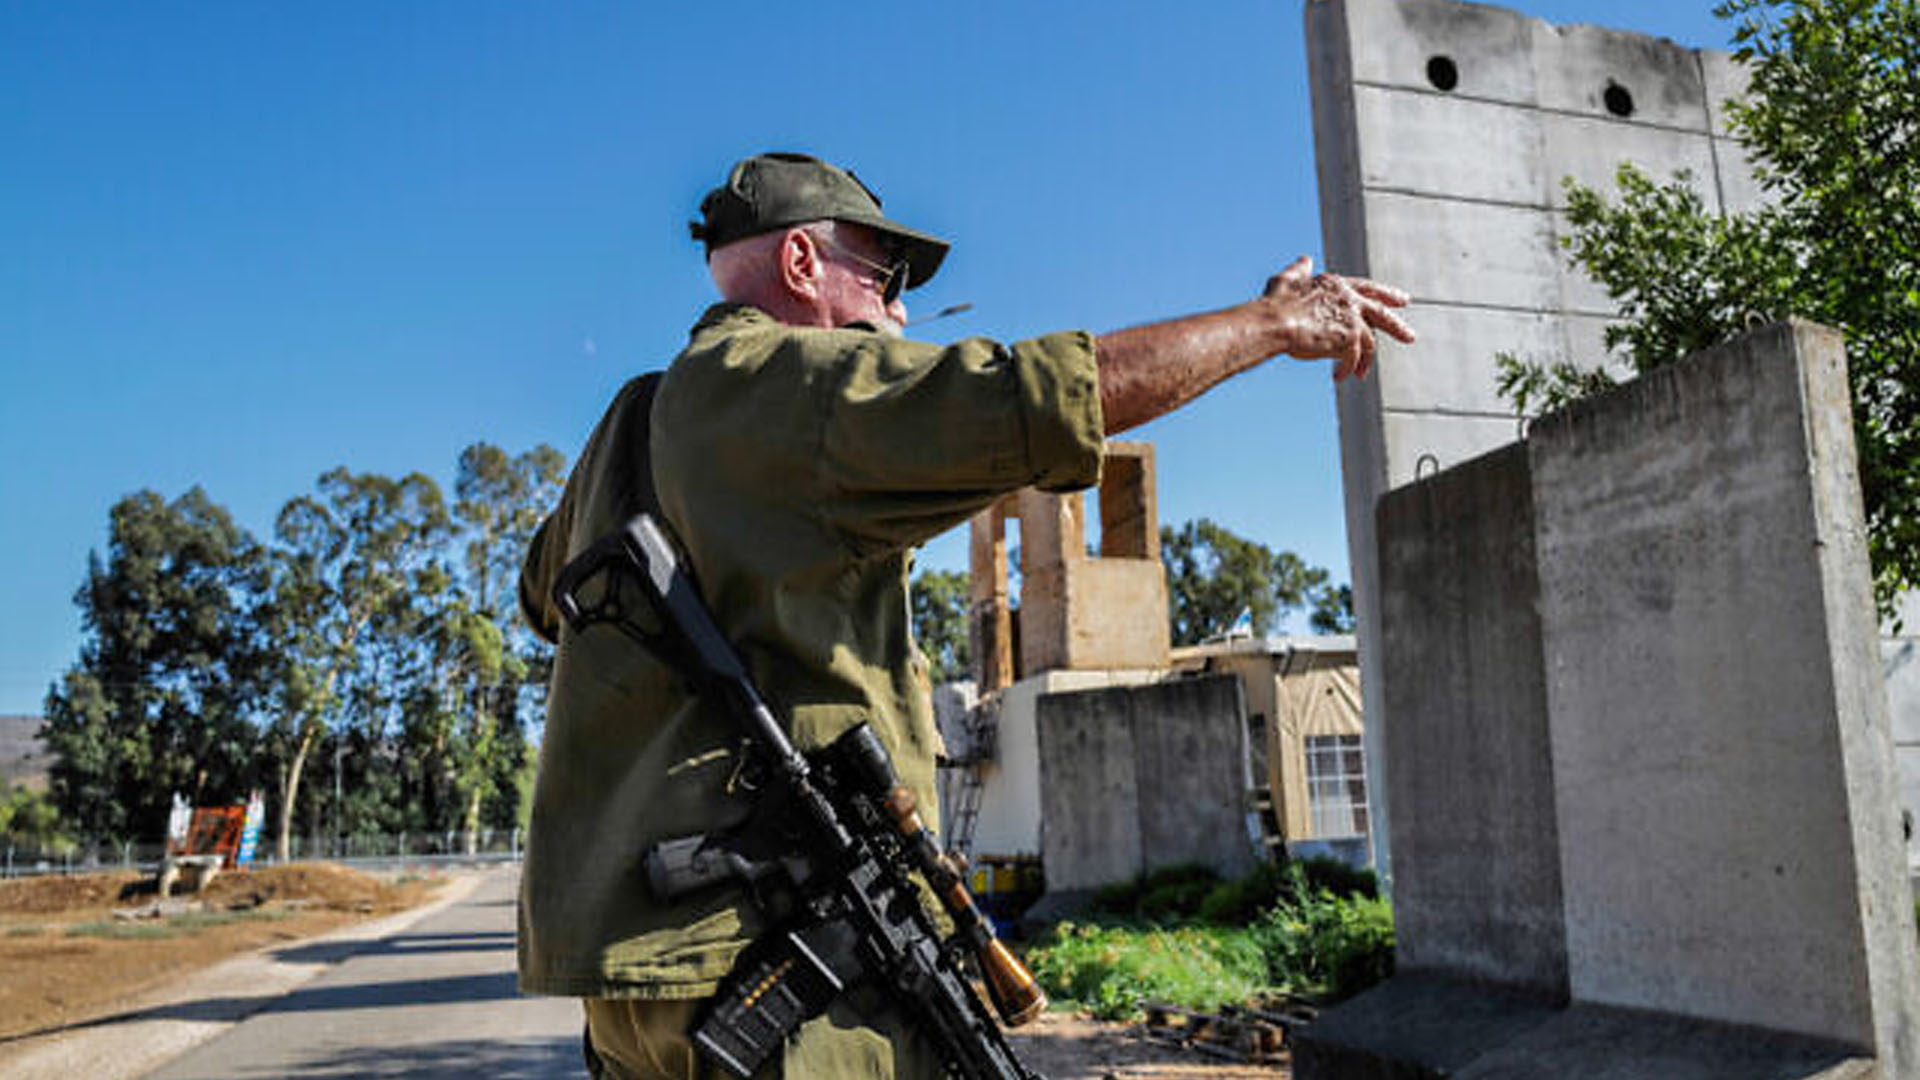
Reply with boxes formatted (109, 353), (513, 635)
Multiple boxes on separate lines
(1376, 443), (1566, 993)
(1304, 323), (1920, 1078)
(1035, 674), (1253, 892)
(1309, 0), (1760, 879)
(1528, 322), (1917, 1058)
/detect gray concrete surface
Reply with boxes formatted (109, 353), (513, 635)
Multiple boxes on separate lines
(1035, 674), (1254, 891)
(132, 866), (580, 1079)
(1299, 323), (1920, 1079)
(1308, 0), (1760, 879)
(1376, 444), (1565, 993)
(1531, 322), (1919, 1063)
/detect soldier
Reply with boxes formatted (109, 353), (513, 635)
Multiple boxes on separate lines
(519, 152), (1414, 1079)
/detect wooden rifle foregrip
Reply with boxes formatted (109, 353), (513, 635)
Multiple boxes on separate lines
(884, 785), (1048, 1027)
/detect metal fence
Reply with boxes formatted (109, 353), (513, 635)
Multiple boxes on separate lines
(1, 829), (523, 879)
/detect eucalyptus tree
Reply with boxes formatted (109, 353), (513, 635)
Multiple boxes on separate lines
(1160, 519), (1338, 646)
(267, 468), (450, 861)
(440, 442), (564, 847)
(42, 488), (271, 841)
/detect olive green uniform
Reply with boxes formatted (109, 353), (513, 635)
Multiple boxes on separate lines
(519, 302), (1102, 1076)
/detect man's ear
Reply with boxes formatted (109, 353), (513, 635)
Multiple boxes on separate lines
(779, 228), (823, 301)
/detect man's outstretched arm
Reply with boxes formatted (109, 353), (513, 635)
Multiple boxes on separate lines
(1095, 256), (1416, 435)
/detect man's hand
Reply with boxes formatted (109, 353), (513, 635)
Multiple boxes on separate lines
(1094, 257), (1418, 435)
(1260, 256), (1416, 381)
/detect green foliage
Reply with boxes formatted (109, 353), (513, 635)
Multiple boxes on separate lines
(0, 784), (68, 849)
(45, 441), (566, 849)
(1498, 0), (1920, 612)
(909, 568), (972, 684)
(1160, 519), (1348, 646)
(1030, 859), (1395, 1018)
(1308, 584), (1355, 635)
(1029, 921), (1272, 1020)
(1253, 887), (1396, 999)
(42, 488), (274, 841)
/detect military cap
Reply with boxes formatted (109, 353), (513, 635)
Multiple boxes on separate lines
(690, 152), (949, 292)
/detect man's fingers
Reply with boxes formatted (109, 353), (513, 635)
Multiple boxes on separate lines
(1346, 277), (1410, 307)
(1278, 255), (1313, 284)
(1364, 302), (1418, 344)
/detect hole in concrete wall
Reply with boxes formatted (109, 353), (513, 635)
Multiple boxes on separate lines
(1426, 55), (1458, 92)
(1604, 81), (1635, 118)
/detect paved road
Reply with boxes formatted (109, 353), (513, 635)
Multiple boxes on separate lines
(142, 866), (583, 1079)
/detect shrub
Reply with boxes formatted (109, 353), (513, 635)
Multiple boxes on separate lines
(1028, 921), (1270, 1020)
(1255, 889), (1395, 1000)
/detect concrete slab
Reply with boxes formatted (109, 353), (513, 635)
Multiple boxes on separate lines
(1341, 0), (1542, 104)
(1363, 193), (1560, 310)
(1528, 322), (1920, 1069)
(1540, 113), (1718, 210)
(1373, 306), (1563, 415)
(1035, 674), (1253, 891)
(1292, 973), (1564, 1079)
(1354, 86), (1547, 207)
(1381, 410), (1521, 489)
(1377, 444), (1566, 990)
(1529, 18), (1709, 129)
(1457, 1005), (1880, 1080)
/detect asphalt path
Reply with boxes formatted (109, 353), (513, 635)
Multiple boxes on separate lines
(140, 865), (583, 1079)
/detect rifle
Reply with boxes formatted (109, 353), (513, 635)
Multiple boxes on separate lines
(553, 513), (1047, 1080)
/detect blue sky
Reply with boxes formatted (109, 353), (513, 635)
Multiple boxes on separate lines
(0, 2), (1732, 716)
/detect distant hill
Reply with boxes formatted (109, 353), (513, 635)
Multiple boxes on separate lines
(0, 714), (51, 792)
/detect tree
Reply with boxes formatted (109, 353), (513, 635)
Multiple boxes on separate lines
(266, 468), (450, 861)
(1310, 584), (1355, 635)
(442, 442), (565, 848)
(1159, 519), (1342, 646)
(1498, 0), (1920, 612)
(910, 569), (972, 684)
(1, 783), (68, 850)
(42, 489), (271, 842)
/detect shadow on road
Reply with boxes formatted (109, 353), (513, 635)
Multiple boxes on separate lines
(1, 970), (532, 1046)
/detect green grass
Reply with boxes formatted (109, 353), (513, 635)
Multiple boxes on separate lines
(6, 923), (44, 937)
(1025, 859), (1396, 1020)
(64, 908), (291, 941)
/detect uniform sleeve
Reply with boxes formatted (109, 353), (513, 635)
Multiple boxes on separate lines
(817, 329), (1104, 550)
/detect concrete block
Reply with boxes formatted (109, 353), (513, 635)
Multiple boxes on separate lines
(1340, 0), (1542, 105)
(1374, 306), (1563, 415)
(1364, 192), (1560, 310)
(1377, 444), (1567, 991)
(1714, 136), (1770, 216)
(1381, 410), (1522, 489)
(1897, 745), (1920, 868)
(1541, 113), (1718, 210)
(1035, 675), (1253, 891)
(1293, 974), (1564, 1080)
(1355, 85), (1546, 207)
(1456, 1004), (1879, 1080)
(1530, 19), (1709, 130)
(966, 668), (1164, 858)
(1561, 312), (1629, 371)
(1529, 322), (1920, 1067)
(1887, 637), (1920, 745)
(1701, 48), (1752, 139)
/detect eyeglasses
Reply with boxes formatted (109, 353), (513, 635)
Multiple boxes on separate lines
(821, 235), (909, 306)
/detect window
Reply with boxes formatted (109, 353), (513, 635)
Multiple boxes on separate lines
(1305, 734), (1369, 838)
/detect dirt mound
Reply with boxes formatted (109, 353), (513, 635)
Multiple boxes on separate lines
(0, 871), (146, 913)
(0, 862), (426, 916)
(201, 863), (418, 913)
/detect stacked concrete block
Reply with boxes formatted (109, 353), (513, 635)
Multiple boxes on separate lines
(1034, 673), (1255, 892)
(1295, 323), (1920, 1079)
(966, 441), (1169, 691)
(1307, 0), (1759, 873)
